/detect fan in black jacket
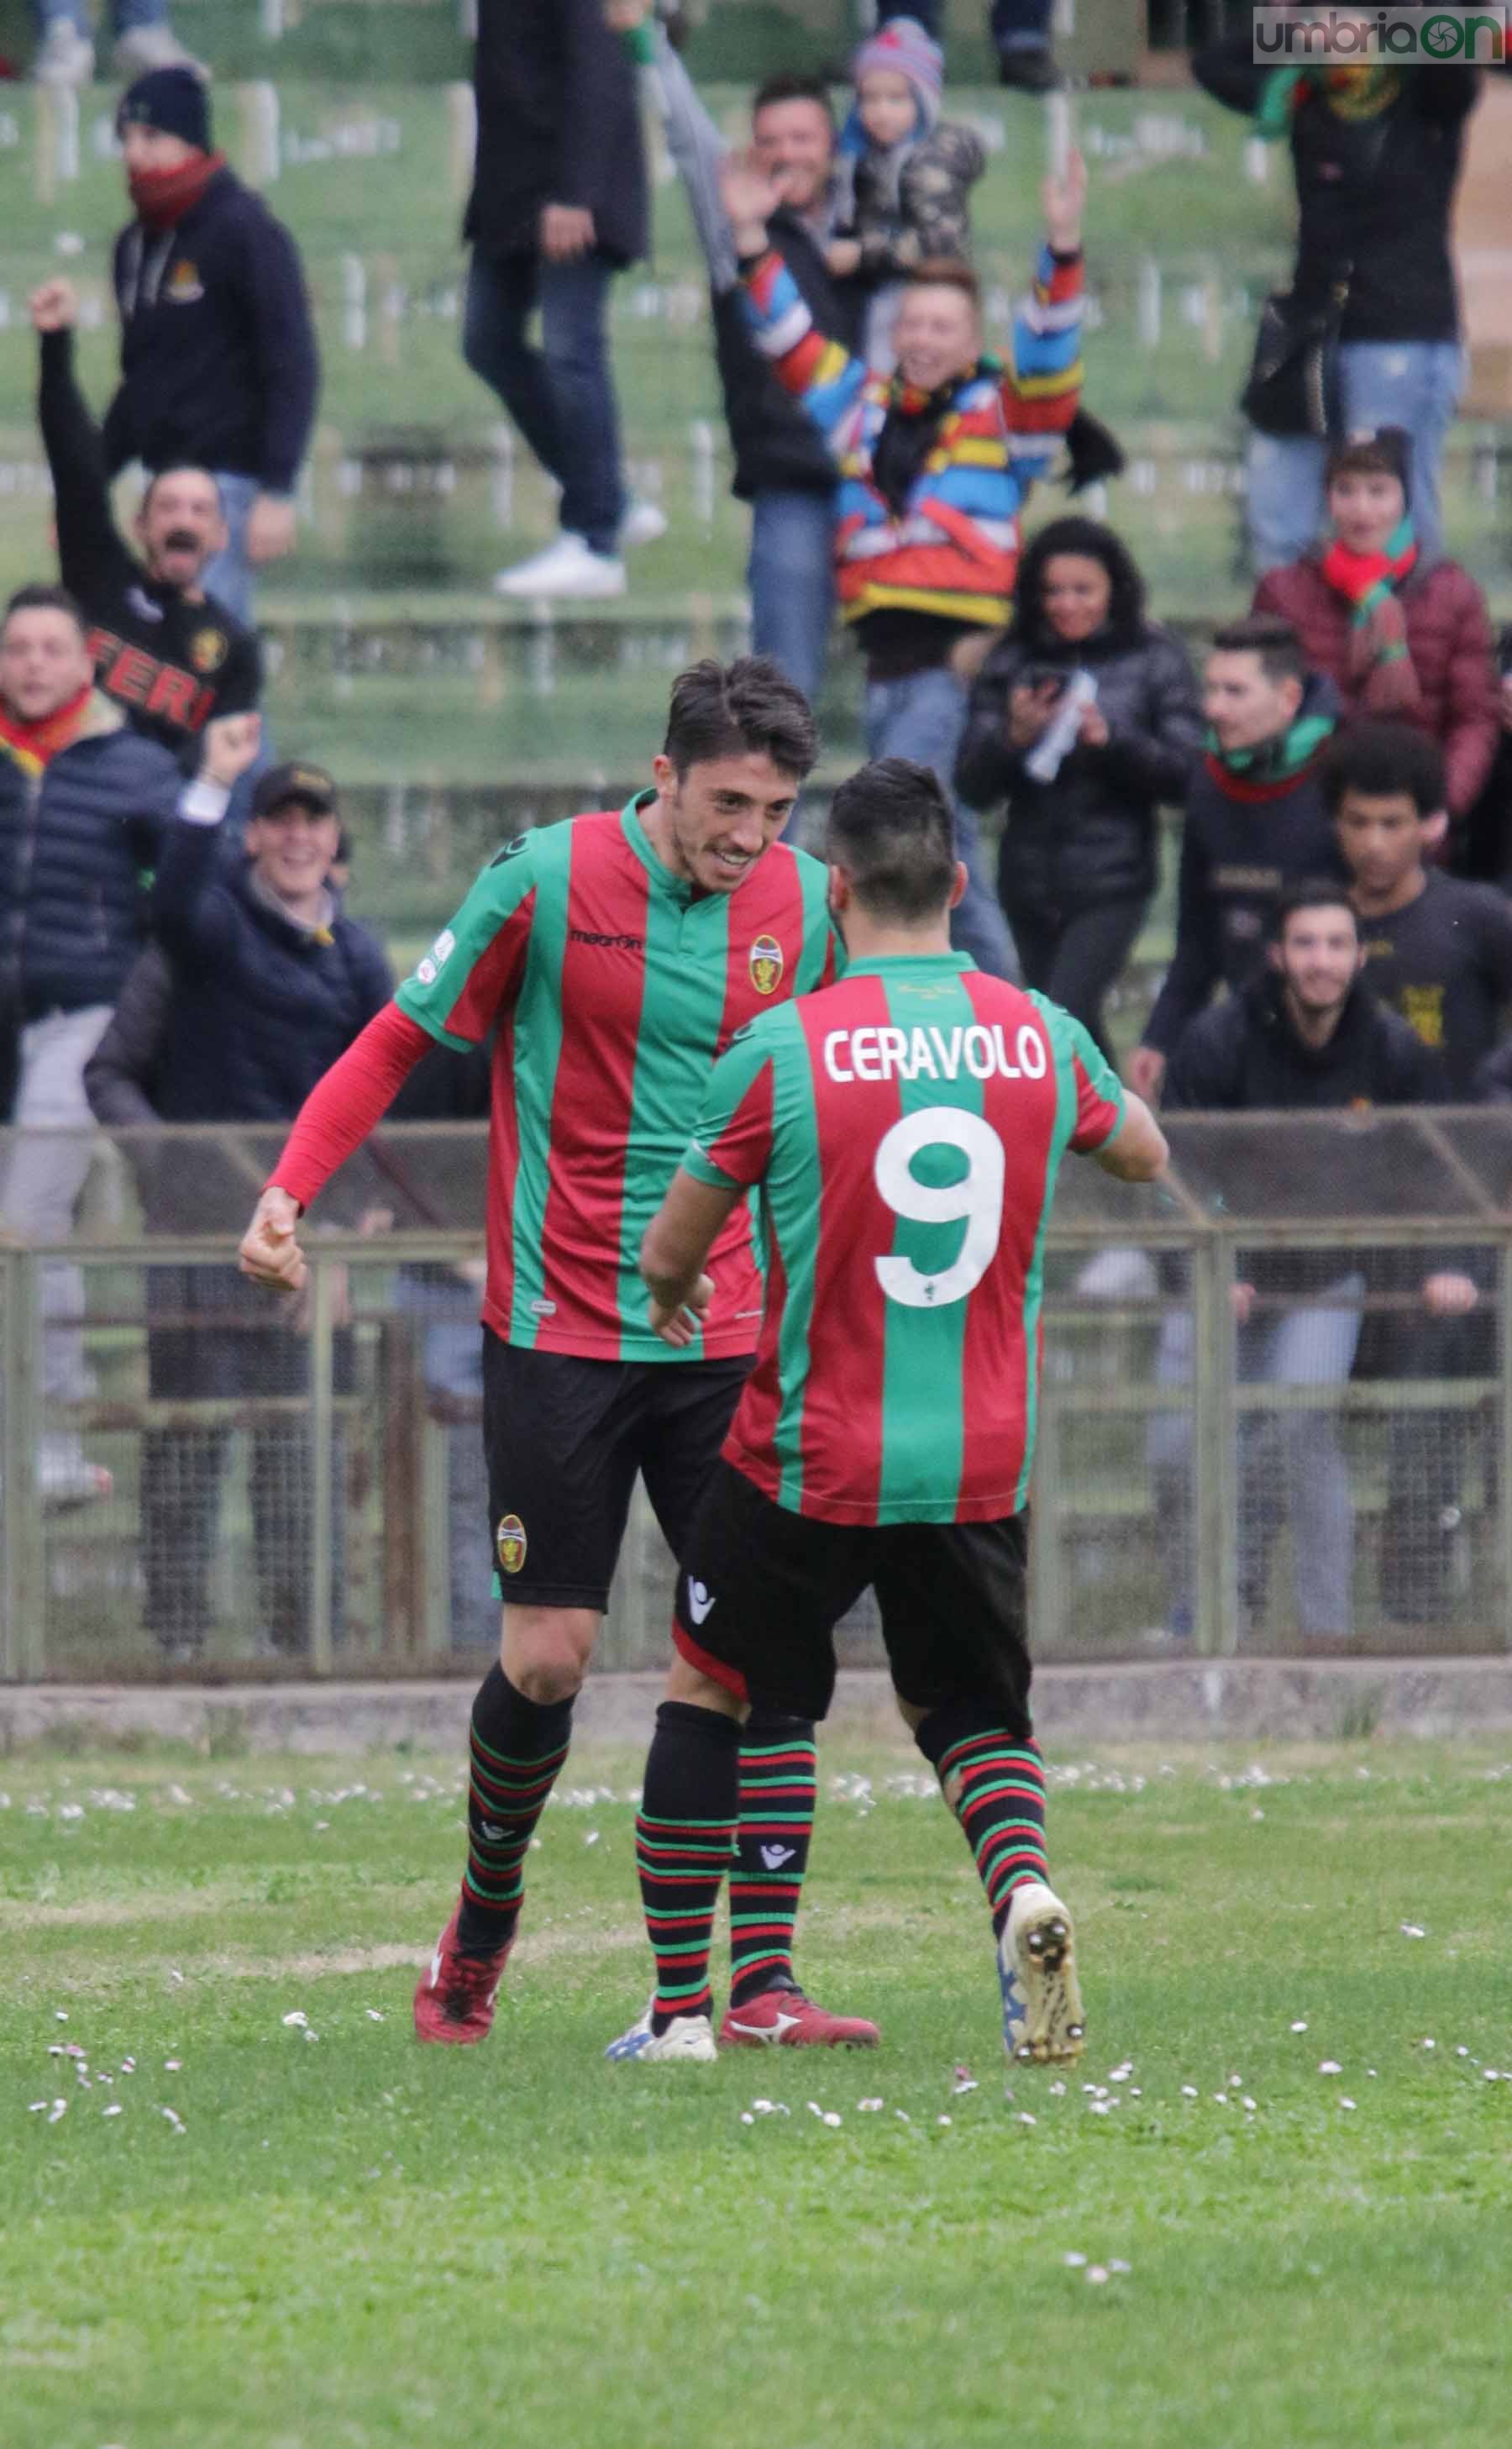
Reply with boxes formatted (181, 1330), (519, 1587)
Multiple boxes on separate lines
(956, 518), (1203, 1060)
(1193, 39), (1479, 569)
(32, 282), (259, 768)
(107, 71), (319, 624)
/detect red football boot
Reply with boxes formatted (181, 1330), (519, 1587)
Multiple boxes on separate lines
(718, 1985), (880, 2048)
(412, 1905), (512, 2046)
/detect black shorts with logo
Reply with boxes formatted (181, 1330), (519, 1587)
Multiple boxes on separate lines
(482, 1332), (752, 1611)
(674, 1459), (1032, 1732)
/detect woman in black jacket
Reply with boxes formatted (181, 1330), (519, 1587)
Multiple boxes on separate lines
(955, 517), (1203, 1059)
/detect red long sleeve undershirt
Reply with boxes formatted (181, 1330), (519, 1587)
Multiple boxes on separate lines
(267, 1002), (436, 1211)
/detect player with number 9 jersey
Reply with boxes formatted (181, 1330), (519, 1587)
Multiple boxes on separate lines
(683, 954), (1126, 1523)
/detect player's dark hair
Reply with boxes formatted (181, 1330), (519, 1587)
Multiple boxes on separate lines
(752, 69), (835, 124)
(1210, 614), (1306, 688)
(826, 758), (957, 925)
(1322, 718), (1446, 820)
(3, 581), (87, 639)
(662, 655), (818, 783)
(1273, 879), (1359, 943)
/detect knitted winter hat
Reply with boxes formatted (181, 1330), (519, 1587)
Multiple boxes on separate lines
(118, 65), (211, 152)
(1326, 425), (1412, 497)
(850, 17), (943, 129)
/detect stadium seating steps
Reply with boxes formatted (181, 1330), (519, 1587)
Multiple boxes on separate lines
(0, 13), (1508, 1006)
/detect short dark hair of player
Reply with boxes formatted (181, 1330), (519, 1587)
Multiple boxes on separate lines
(752, 69), (835, 123)
(662, 655), (819, 784)
(826, 757), (958, 925)
(1322, 718), (1446, 821)
(3, 581), (87, 639)
(1273, 879), (1360, 944)
(1210, 613), (1306, 689)
(906, 257), (982, 313)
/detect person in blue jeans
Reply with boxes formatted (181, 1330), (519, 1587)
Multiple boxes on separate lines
(32, 0), (204, 87)
(1193, 40), (1481, 573)
(722, 143), (1089, 978)
(465, 0), (652, 601)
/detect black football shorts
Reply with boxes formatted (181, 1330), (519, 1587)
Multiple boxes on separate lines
(482, 1332), (752, 1611)
(672, 1459), (1032, 1732)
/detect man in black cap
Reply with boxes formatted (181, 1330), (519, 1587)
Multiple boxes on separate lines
(128, 723), (391, 1657)
(30, 275), (260, 768)
(103, 67), (320, 624)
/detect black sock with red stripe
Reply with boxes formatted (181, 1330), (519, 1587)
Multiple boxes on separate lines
(636, 1700), (741, 2034)
(914, 1704), (1049, 1940)
(454, 1664), (574, 1958)
(727, 1711), (817, 2007)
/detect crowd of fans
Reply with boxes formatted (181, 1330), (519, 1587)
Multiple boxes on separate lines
(2, 3), (1511, 1648)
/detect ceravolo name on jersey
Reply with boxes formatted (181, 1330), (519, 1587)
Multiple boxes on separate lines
(822, 1021), (1047, 1085)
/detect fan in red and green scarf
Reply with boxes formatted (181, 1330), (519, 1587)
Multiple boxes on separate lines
(1317, 427), (1418, 714)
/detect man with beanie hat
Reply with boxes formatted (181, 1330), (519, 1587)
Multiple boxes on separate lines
(102, 68), (320, 624)
(1253, 427), (1497, 823)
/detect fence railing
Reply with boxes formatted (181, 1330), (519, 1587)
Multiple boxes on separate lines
(3, 1113), (1510, 1679)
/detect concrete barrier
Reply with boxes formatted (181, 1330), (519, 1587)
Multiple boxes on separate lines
(4, 1658), (1511, 1755)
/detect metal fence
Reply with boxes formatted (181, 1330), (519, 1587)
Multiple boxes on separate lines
(3, 1112), (1511, 1680)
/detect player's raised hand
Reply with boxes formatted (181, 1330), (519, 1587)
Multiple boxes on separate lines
(199, 711), (263, 788)
(1042, 149), (1087, 255)
(648, 1272), (715, 1348)
(29, 278), (79, 334)
(239, 1187), (307, 1295)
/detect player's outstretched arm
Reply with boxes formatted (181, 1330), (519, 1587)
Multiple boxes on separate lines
(1092, 1090), (1168, 1183)
(640, 1169), (743, 1347)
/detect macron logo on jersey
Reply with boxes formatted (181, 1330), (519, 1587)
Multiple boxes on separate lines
(823, 1021), (1047, 1086)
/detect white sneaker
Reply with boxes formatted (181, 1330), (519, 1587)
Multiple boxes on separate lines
(604, 1999), (717, 2063)
(493, 534), (626, 601)
(1000, 1879), (1085, 2067)
(113, 25), (210, 79)
(620, 498), (668, 550)
(39, 1440), (113, 1511)
(33, 21), (95, 84)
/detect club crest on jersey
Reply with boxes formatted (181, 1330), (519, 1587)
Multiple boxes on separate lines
(496, 1513), (528, 1576)
(187, 627), (227, 675)
(749, 934), (784, 996)
(165, 260), (205, 304)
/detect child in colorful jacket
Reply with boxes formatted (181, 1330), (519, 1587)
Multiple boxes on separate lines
(720, 145), (1085, 978)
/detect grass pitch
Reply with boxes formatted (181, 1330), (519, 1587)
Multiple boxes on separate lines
(3, 1737), (1510, 2449)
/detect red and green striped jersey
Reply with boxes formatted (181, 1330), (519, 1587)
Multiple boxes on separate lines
(395, 793), (836, 1362)
(681, 954), (1125, 1521)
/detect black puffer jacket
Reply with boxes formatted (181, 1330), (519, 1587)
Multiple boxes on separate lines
(150, 812), (392, 1123)
(956, 621), (1203, 910)
(0, 695), (181, 1022)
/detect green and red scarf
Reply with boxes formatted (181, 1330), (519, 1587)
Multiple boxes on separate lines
(1320, 515), (1417, 702)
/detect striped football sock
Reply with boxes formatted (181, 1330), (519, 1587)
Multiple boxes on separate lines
(454, 1664), (573, 1958)
(636, 1700), (740, 2033)
(916, 1709), (1049, 1939)
(728, 1715), (817, 2006)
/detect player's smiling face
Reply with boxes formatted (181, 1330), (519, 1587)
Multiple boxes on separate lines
(646, 751), (800, 894)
